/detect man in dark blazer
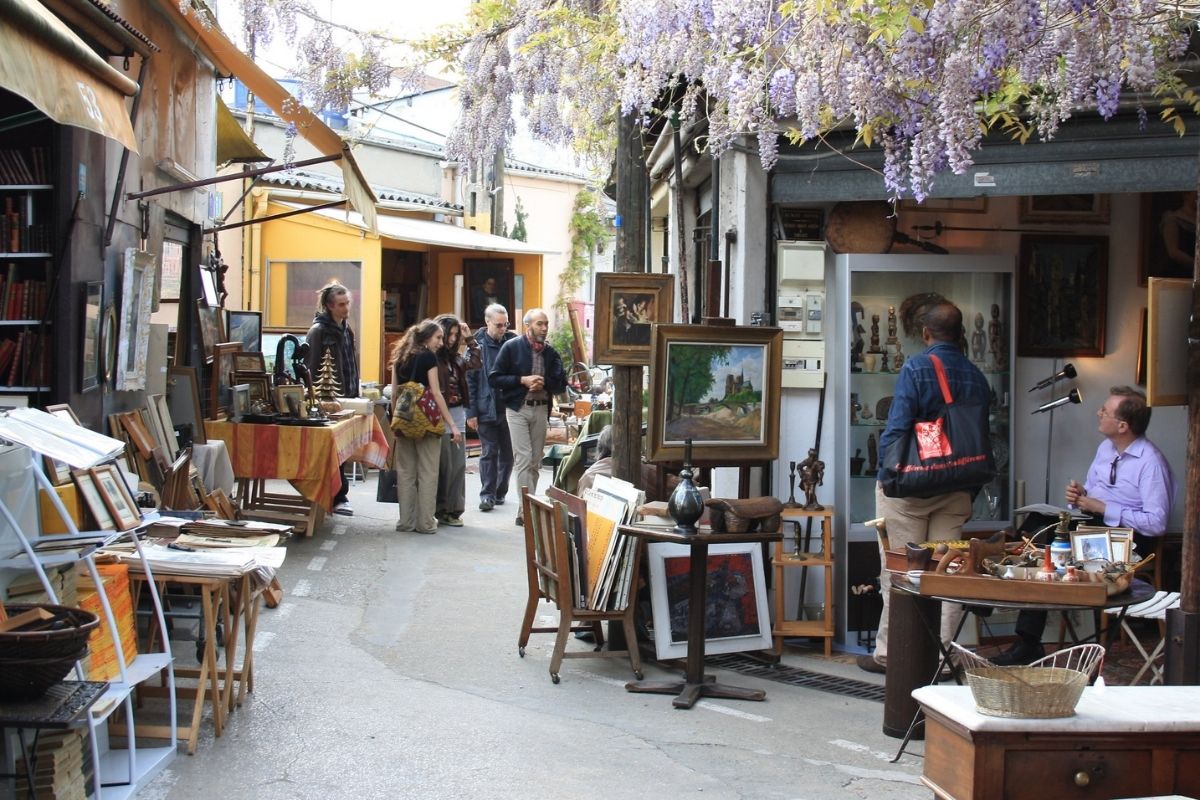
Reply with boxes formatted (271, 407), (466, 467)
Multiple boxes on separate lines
(488, 308), (567, 526)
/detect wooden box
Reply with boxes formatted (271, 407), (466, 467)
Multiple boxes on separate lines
(919, 572), (1107, 606)
(38, 484), (85, 535)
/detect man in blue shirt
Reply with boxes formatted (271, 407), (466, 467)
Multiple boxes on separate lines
(859, 301), (992, 675)
(994, 386), (1176, 665)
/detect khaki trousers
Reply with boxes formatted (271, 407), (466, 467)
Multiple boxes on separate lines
(506, 403), (549, 497)
(396, 433), (441, 533)
(873, 483), (972, 665)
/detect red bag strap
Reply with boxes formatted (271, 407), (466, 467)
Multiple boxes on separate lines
(928, 354), (954, 405)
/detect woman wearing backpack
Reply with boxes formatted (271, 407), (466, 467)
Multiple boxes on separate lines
(390, 319), (461, 533)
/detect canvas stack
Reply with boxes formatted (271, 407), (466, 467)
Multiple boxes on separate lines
(577, 475), (644, 612)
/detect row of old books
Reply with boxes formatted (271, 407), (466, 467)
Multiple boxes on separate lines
(0, 271), (49, 319)
(0, 330), (52, 386)
(0, 146), (51, 184)
(1, 195), (52, 253)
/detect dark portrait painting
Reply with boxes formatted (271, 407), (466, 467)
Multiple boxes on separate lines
(463, 259), (515, 329)
(593, 273), (674, 365)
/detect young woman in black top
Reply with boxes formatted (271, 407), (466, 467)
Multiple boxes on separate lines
(390, 319), (460, 534)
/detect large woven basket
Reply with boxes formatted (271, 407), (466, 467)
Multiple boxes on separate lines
(951, 642), (1104, 719)
(0, 604), (99, 700)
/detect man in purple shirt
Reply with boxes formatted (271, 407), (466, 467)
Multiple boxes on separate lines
(995, 385), (1176, 665)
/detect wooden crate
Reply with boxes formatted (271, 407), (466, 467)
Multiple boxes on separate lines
(919, 572), (1107, 606)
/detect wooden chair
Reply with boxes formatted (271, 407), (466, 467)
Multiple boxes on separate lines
(517, 487), (644, 684)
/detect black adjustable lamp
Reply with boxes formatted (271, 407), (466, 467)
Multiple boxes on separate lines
(1028, 363), (1077, 392)
(1029, 359), (1081, 503)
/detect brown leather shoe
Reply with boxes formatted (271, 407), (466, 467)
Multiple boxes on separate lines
(856, 654), (886, 674)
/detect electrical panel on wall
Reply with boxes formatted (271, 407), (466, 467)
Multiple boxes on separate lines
(777, 240), (827, 388)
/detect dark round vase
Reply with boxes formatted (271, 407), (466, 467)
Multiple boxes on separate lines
(668, 466), (704, 535)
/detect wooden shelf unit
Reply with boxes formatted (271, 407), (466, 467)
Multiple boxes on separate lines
(773, 506), (835, 657)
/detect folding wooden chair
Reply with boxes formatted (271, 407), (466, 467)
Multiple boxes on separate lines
(1105, 590), (1180, 685)
(517, 487), (643, 684)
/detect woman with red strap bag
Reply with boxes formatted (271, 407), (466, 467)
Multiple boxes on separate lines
(389, 319), (461, 534)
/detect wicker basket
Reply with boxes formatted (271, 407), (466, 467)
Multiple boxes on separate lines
(0, 604), (99, 700)
(950, 642), (1104, 719)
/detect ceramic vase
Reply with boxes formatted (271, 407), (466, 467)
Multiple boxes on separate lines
(668, 439), (704, 535)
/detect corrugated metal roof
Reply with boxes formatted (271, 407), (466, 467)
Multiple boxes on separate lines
(265, 168), (462, 212)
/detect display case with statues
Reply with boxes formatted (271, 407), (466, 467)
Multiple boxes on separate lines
(836, 254), (1014, 527)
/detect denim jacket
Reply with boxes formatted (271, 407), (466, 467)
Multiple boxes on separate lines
(879, 341), (991, 458)
(467, 328), (515, 423)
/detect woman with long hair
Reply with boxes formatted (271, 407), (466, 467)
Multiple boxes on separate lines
(433, 314), (481, 527)
(390, 319), (462, 533)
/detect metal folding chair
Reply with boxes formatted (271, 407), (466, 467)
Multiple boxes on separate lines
(1105, 590), (1180, 685)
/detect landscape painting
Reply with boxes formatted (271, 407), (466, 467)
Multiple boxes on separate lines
(648, 324), (782, 463)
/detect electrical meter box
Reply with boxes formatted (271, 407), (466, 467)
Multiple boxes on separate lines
(777, 241), (827, 388)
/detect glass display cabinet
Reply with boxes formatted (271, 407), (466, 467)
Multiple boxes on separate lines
(832, 254), (1014, 652)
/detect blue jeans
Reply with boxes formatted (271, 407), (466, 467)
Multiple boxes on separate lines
(477, 418), (513, 503)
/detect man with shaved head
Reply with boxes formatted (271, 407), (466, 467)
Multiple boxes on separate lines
(489, 308), (567, 526)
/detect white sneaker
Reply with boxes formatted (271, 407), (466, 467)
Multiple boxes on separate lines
(332, 501), (354, 516)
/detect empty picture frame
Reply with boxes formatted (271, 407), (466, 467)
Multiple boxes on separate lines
(1147, 277), (1188, 406)
(167, 366), (207, 444)
(82, 281), (102, 393)
(117, 248), (157, 391)
(91, 464), (141, 531)
(72, 469), (116, 531)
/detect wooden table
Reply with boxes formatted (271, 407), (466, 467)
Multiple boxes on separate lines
(886, 577), (1156, 753)
(914, 685), (1200, 799)
(126, 568), (270, 755)
(620, 524), (781, 709)
(206, 414), (389, 535)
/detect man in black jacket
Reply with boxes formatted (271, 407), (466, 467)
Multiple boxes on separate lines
(467, 304), (517, 512)
(306, 282), (359, 516)
(489, 308), (566, 526)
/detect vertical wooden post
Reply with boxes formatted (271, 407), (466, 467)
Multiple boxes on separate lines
(1166, 150), (1200, 685)
(612, 114), (648, 487)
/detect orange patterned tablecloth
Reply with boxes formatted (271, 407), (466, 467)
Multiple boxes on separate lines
(205, 414), (389, 511)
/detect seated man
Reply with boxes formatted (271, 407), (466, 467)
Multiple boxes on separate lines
(994, 386), (1176, 665)
(576, 425), (614, 494)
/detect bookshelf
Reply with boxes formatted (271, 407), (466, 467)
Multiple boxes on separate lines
(0, 136), (55, 396)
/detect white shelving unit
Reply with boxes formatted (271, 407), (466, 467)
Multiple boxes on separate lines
(0, 444), (176, 798)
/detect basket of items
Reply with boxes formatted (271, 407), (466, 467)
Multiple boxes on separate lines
(0, 604), (100, 700)
(950, 642), (1105, 719)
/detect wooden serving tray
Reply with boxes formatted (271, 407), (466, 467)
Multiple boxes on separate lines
(918, 572), (1108, 606)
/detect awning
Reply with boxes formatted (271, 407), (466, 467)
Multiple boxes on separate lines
(166, 1), (377, 232)
(216, 95), (269, 164)
(0, 0), (138, 150)
(289, 203), (556, 255)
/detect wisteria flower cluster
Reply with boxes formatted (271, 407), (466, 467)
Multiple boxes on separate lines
(435, 0), (1196, 199)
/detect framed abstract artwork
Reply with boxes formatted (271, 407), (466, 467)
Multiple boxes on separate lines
(647, 541), (772, 660)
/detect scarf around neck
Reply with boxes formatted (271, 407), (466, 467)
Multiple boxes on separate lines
(526, 331), (545, 353)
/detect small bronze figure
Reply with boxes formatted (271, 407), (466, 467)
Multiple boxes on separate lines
(798, 448), (825, 511)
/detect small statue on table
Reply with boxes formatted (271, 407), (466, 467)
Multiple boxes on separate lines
(851, 301), (866, 372)
(798, 448), (825, 511)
